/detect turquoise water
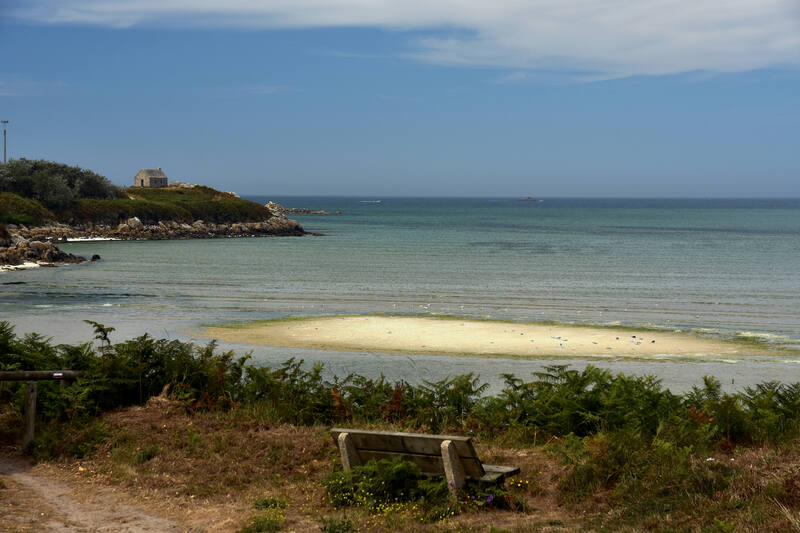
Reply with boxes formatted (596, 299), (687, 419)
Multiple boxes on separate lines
(3, 197), (800, 391)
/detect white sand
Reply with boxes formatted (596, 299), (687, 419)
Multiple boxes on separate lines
(202, 315), (755, 359)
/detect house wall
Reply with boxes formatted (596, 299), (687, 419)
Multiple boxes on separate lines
(133, 173), (168, 187)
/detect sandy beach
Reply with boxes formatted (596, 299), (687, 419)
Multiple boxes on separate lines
(201, 315), (758, 359)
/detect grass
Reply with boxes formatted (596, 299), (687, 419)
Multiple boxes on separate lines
(1, 185), (274, 226)
(5, 323), (800, 531)
(0, 192), (55, 225)
(20, 398), (800, 532)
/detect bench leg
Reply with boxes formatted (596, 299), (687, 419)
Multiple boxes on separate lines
(338, 432), (362, 470)
(441, 440), (465, 496)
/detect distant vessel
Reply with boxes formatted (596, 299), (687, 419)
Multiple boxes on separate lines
(519, 197), (543, 202)
(360, 200), (382, 204)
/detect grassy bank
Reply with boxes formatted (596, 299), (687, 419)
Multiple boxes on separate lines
(0, 159), (274, 225)
(3, 321), (800, 531)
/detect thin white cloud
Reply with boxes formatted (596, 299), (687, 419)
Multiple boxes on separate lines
(6, 0), (800, 77)
(492, 71), (528, 84)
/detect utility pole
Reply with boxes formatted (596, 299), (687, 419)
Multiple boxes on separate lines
(1, 120), (7, 164)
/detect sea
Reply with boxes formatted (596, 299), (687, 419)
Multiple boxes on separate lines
(3, 197), (800, 393)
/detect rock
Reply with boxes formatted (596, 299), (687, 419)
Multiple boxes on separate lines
(0, 239), (86, 267)
(265, 202), (287, 217)
(126, 217), (143, 229)
(0, 225), (11, 248)
(91, 254), (101, 261)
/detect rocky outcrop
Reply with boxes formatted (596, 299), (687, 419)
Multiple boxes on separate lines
(1, 212), (306, 269)
(4, 217), (305, 243)
(0, 238), (86, 267)
(265, 202), (340, 216)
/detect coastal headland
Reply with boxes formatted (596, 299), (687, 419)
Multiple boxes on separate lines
(202, 315), (766, 358)
(1, 159), (307, 269)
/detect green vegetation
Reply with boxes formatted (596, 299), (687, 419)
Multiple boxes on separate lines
(0, 159), (273, 225)
(0, 192), (55, 225)
(0, 158), (122, 209)
(319, 516), (356, 533)
(324, 459), (455, 521)
(3, 320), (800, 530)
(237, 510), (285, 533)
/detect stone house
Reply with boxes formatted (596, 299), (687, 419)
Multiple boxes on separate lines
(134, 168), (169, 187)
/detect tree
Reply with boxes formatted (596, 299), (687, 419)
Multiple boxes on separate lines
(32, 170), (74, 209)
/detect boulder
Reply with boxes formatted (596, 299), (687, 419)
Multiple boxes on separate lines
(126, 217), (143, 229)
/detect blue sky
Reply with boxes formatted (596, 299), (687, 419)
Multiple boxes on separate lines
(1, 1), (799, 197)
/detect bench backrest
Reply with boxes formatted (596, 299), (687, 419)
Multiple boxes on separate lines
(330, 427), (485, 478)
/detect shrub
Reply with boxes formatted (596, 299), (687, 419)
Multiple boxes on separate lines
(237, 510), (284, 533)
(253, 496), (288, 510)
(29, 419), (108, 460)
(319, 516), (356, 533)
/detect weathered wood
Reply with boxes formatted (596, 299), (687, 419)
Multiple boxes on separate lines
(22, 381), (37, 448)
(355, 449), (484, 476)
(441, 440), (466, 494)
(480, 464), (521, 483)
(331, 427), (518, 488)
(338, 432), (362, 469)
(0, 370), (83, 381)
(330, 428), (484, 478)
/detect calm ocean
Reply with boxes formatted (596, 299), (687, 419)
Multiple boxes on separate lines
(3, 197), (800, 392)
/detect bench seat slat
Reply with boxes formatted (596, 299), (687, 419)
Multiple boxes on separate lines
(331, 428), (475, 454)
(479, 464), (521, 483)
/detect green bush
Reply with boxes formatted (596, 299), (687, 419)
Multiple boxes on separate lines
(253, 496), (288, 510)
(320, 516), (356, 533)
(29, 419), (108, 460)
(237, 511), (284, 533)
(0, 159), (121, 202)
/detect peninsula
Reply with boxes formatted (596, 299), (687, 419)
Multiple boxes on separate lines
(0, 159), (305, 269)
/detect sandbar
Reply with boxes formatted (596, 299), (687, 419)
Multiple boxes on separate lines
(201, 315), (761, 359)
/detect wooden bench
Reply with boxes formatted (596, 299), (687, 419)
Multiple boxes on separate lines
(331, 428), (520, 495)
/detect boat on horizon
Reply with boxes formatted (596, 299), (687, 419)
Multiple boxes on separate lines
(519, 197), (543, 202)
(359, 200), (382, 204)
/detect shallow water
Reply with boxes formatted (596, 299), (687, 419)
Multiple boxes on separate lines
(3, 197), (799, 393)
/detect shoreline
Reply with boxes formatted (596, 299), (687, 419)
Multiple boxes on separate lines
(0, 214), (307, 270)
(5, 217), (306, 242)
(201, 314), (779, 359)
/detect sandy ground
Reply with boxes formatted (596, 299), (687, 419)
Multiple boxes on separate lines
(0, 450), (182, 532)
(202, 315), (753, 359)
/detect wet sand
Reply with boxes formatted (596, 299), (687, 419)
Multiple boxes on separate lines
(201, 315), (758, 359)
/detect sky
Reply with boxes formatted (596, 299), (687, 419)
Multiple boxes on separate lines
(1, 0), (799, 197)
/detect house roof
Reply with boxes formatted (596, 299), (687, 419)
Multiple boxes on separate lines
(136, 168), (167, 178)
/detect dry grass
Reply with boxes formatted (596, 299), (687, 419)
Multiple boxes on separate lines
(7, 399), (800, 532)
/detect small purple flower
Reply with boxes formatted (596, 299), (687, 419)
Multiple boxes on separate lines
(486, 494), (494, 503)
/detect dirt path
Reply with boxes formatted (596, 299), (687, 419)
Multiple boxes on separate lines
(0, 451), (184, 533)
